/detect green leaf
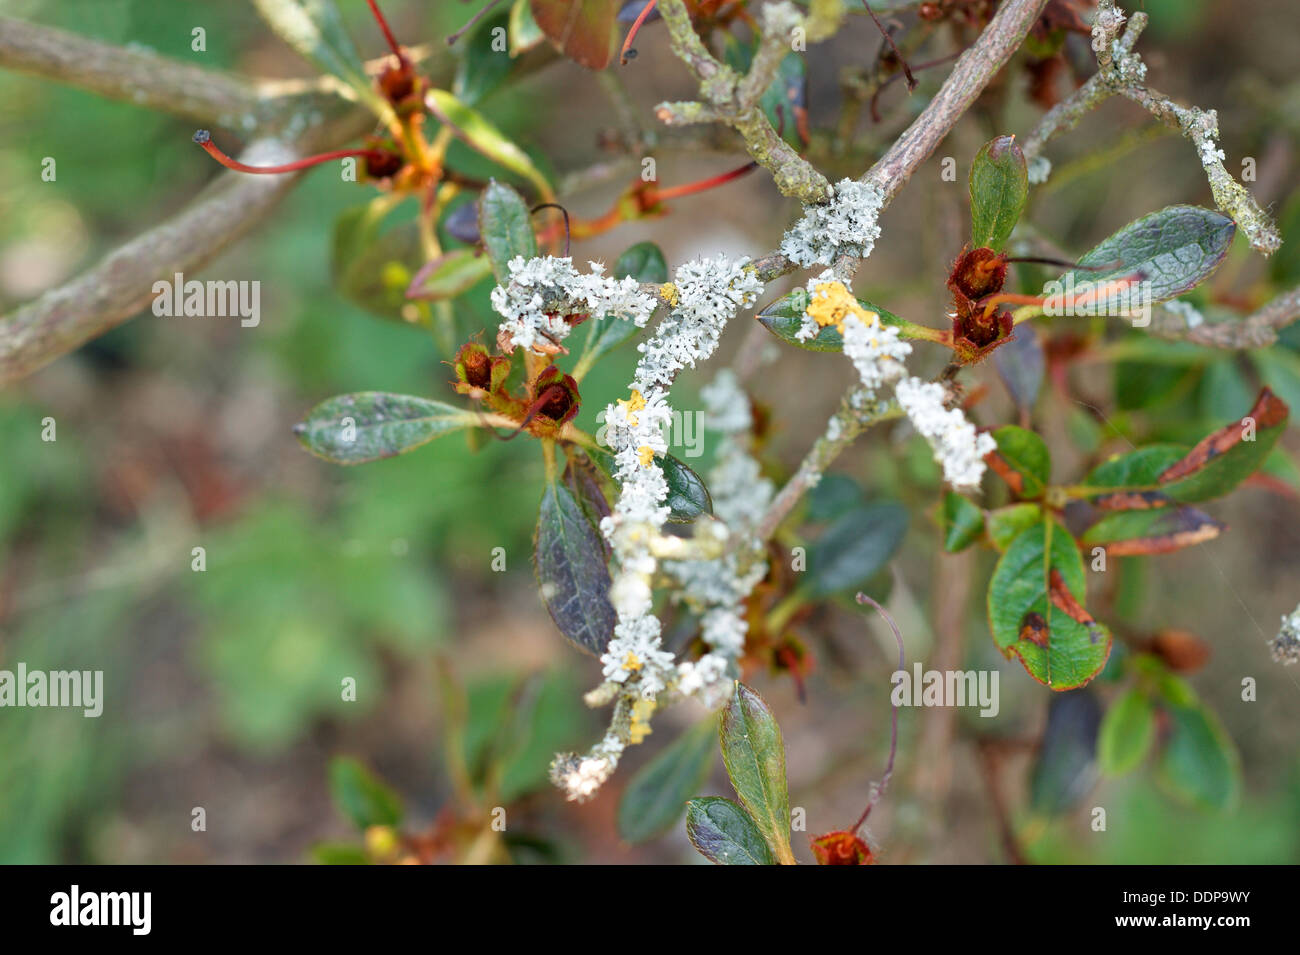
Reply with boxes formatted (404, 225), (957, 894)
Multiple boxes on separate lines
(1085, 444), (1187, 490)
(577, 241), (667, 373)
(719, 682), (793, 864)
(534, 479), (617, 656)
(986, 425), (1051, 498)
(756, 288), (911, 353)
(942, 492), (984, 552)
(986, 503), (1042, 550)
(805, 472), (864, 522)
(618, 718), (717, 844)
(1030, 690), (1100, 815)
(332, 201), (427, 324)
(969, 135), (1027, 251)
(453, 8), (515, 105)
(294, 393), (479, 464)
(661, 454), (712, 523)
(251, 0), (389, 119)
(478, 180), (538, 283)
(685, 797), (775, 865)
(1098, 689), (1155, 776)
(509, 0), (546, 56)
(1080, 506), (1223, 555)
(1058, 205), (1236, 305)
(802, 503), (908, 599)
(1158, 703), (1240, 811)
(528, 0), (618, 70)
(311, 842), (371, 865)
(407, 248), (494, 301)
(987, 518), (1111, 689)
(328, 757), (403, 830)
(427, 88), (551, 196)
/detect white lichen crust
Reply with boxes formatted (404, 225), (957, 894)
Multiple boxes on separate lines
(779, 178), (885, 267)
(1271, 604), (1300, 666)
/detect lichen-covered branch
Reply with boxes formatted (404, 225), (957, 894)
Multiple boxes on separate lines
(1149, 286), (1300, 349)
(1023, 3), (1281, 256)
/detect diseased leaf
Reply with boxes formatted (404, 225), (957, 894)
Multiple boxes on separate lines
(942, 492), (984, 552)
(427, 89), (551, 196)
(986, 425), (1051, 498)
(987, 518), (1111, 689)
(1098, 689), (1155, 776)
(618, 718), (717, 844)
(685, 796), (775, 865)
(406, 248), (494, 301)
(802, 503), (908, 599)
(478, 180), (538, 283)
(534, 480), (617, 656)
(328, 757), (403, 830)
(294, 393), (479, 464)
(1057, 205), (1236, 305)
(578, 241), (666, 369)
(719, 683), (793, 864)
(1155, 388), (1288, 502)
(529, 0), (618, 69)
(1081, 506), (1224, 556)
(969, 135), (1028, 252)
(1030, 690), (1100, 815)
(662, 454), (712, 523)
(1158, 703), (1241, 811)
(756, 288), (911, 353)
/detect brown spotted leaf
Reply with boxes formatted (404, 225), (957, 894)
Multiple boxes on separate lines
(1080, 506), (1224, 556)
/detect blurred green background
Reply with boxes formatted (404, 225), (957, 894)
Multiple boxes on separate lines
(0, 0), (1298, 863)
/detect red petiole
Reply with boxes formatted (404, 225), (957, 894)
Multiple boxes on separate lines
(192, 130), (392, 175)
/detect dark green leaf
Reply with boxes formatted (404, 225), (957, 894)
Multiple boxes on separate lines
(942, 492), (985, 552)
(529, 0), (618, 70)
(969, 135), (1028, 251)
(328, 757), (403, 830)
(1098, 688), (1155, 776)
(1085, 445), (1187, 489)
(661, 454), (712, 523)
(453, 8), (515, 105)
(685, 796), (775, 865)
(719, 682), (793, 863)
(1058, 205), (1236, 305)
(986, 503), (1042, 550)
(618, 718), (717, 844)
(294, 393), (479, 464)
(1030, 690), (1100, 815)
(805, 472), (864, 522)
(987, 518), (1111, 689)
(478, 180), (538, 283)
(802, 503), (907, 599)
(534, 479), (617, 656)
(1158, 703), (1240, 811)
(986, 425), (1051, 498)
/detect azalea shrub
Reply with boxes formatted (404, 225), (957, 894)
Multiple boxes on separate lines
(4, 0), (1299, 865)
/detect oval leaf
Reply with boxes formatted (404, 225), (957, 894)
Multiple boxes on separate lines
(328, 757), (403, 830)
(969, 135), (1028, 252)
(407, 248), (494, 301)
(986, 425), (1051, 499)
(478, 180), (538, 283)
(618, 718), (717, 844)
(987, 518), (1111, 689)
(1030, 690), (1101, 815)
(803, 503), (908, 599)
(1057, 205), (1236, 306)
(295, 393), (479, 464)
(453, 8), (516, 105)
(529, 0), (618, 70)
(942, 492), (984, 553)
(662, 454), (712, 523)
(1098, 688), (1155, 776)
(534, 479), (617, 656)
(685, 796), (774, 865)
(1157, 703), (1241, 811)
(719, 682), (794, 864)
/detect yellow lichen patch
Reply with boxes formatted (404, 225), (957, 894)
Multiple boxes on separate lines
(660, 282), (679, 307)
(623, 652), (643, 673)
(807, 280), (880, 334)
(628, 697), (657, 744)
(617, 388), (647, 426)
(637, 445), (655, 467)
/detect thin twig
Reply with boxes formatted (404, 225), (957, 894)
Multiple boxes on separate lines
(852, 592), (903, 832)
